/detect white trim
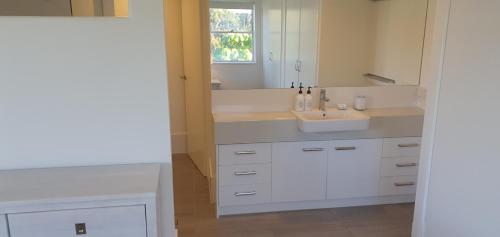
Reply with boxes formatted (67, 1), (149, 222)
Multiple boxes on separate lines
(218, 195), (415, 216)
(411, 0), (451, 236)
(314, 0), (323, 89)
(210, 1), (255, 10)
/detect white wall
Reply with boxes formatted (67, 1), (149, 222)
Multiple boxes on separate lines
(212, 64), (264, 90)
(0, 0), (171, 169)
(318, 0), (427, 87)
(415, 1), (500, 236)
(0, 1), (176, 236)
(318, 0), (374, 87)
(212, 86), (419, 113)
(371, 0), (428, 86)
(165, 0), (187, 154)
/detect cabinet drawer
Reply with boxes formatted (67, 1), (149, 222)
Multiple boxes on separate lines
(381, 157), (419, 177)
(8, 205), (147, 237)
(379, 176), (418, 196)
(219, 183), (271, 207)
(219, 164), (271, 186)
(0, 215), (7, 237)
(383, 137), (421, 157)
(219, 143), (272, 166)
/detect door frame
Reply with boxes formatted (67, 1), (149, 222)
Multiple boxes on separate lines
(411, 0), (451, 236)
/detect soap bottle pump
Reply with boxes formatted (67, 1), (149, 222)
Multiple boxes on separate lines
(291, 82), (295, 88)
(305, 86), (313, 111)
(294, 83), (305, 112)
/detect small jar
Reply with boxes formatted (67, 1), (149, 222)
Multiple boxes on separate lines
(354, 96), (367, 111)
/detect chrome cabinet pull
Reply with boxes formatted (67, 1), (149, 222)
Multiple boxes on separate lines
(398, 143), (420, 148)
(235, 151), (257, 155)
(234, 191), (257, 197)
(396, 163), (418, 168)
(335, 147), (356, 151)
(234, 171), (257, 176)
(394, 182), (416, 187)
(302, 148), (325, 152)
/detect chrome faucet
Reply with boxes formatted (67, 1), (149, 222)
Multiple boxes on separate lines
(319, 89), (330, 111)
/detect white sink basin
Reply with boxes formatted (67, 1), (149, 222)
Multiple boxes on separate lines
(292, 109), (370, 133)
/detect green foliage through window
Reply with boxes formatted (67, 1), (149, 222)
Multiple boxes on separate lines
(210, 8), (254, 62)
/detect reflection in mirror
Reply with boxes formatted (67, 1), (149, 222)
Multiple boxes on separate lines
(210, 0), (429, 90)
(0, 0), (129, 17)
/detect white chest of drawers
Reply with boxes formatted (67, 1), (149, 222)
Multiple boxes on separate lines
(218, 143), (272, 207)
(0, 164), (161, 237)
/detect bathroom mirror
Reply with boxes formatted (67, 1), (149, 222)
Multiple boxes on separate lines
(210, 0), (429, 90)
(0, 0), (129, 17)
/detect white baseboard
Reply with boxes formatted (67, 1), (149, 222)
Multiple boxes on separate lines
(218, 195), (415, 217)
(171, 132), (186, 154)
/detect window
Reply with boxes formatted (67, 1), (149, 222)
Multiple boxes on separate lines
(210, 3), (255, 63)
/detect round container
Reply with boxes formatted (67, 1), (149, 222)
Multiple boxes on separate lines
(354, 96), (367, 111)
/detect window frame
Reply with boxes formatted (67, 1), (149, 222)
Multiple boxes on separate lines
(209, 2), (257, 64)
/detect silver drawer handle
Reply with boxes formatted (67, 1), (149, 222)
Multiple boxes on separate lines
(335, 147), (356, 151)
(234, 191), (257, 197)
(302, 148), (325, 152)
(396, 163), (418, 168)
(394, 182), (416, 187)
(235, 151), (257, 155)
(234, 171), (257, 176)
(398, 143), (420, 148)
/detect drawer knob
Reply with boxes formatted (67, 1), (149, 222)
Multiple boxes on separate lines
(395, 163), (418, 168)
(335, 147), (356, 151)
(234, 171), (257, 176)
(394, 182), (416, 187)
(75, 223), (87, 235)
(234, 191), (257, 197)
(398, 143), (420, 148)
(235, 151), (257, 155)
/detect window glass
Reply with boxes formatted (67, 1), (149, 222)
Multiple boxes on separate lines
(210, 8), (255, 62)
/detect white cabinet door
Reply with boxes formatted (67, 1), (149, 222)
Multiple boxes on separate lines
(327, 139), (383, 199)
(272, 141), (328, 202)
(262, 0), (284, 88)
(283, 0), (319, 89)
(284, 0), (301, 88)
(298, 0), (319, 87)
(0, 215), (7, 237)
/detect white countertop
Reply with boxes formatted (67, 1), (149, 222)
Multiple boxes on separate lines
(213, 107), (425, 144)
(213, 111), (296, 122)
(213, 107), (424, 123)
(0, 164), (161, 209)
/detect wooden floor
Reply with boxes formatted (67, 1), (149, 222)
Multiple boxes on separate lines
(173, 154), (414, 237)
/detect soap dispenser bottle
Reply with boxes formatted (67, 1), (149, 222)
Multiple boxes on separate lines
(305, 87), (313, 111)
(294, 83), (305, 112)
